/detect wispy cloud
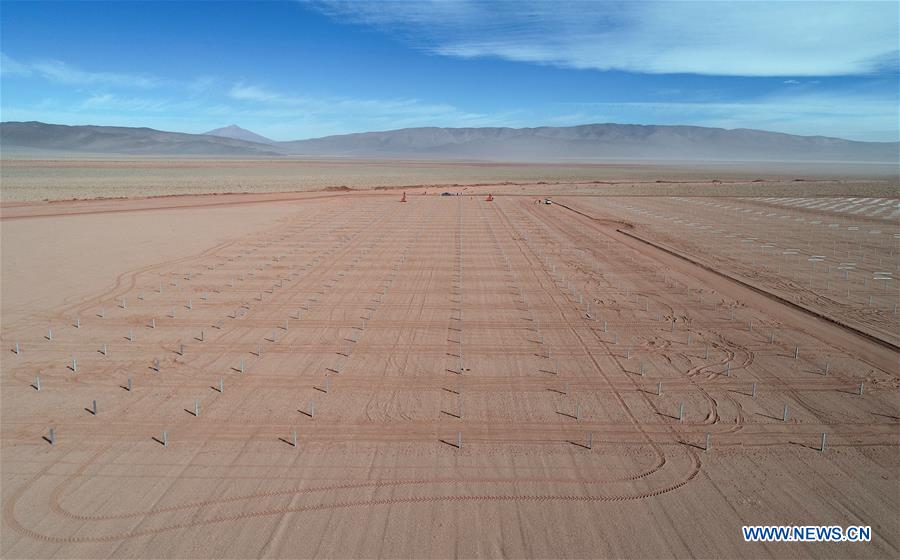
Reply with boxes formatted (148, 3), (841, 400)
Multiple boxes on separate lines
(225, 81), (516, 134)
(554, 89), (900, 141)
(1, 52), (163, 88)
(308, 1), (899, 77)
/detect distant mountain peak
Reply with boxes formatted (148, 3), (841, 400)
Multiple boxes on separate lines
(204, 124), (274, 145)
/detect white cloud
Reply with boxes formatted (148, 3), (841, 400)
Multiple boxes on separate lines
(0, 52), (32, 76)
(308, 1), (899, 77)
(554, 89), (900, 141)
(1, 52), (163, 88)
(225, 81), (512, 133)
(79, 93), (179, 112)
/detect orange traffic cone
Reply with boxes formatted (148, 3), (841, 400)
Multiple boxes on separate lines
(400, 192), (407, 202)
(486, 194), (494, 201)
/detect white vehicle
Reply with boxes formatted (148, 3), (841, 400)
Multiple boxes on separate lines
(544, 198), (553, 205)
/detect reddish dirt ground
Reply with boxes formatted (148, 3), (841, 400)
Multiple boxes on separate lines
(1, 189), (897, 558)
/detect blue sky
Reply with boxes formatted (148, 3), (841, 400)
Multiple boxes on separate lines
(1, 0), (897, 141)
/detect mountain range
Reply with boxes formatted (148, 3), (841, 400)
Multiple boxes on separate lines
(1, 121), (896, 163)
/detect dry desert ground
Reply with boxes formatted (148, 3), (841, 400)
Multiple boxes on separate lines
(1, 183), (898, 558)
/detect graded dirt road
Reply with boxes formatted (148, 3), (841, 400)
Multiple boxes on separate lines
(1, 189), (897, 559)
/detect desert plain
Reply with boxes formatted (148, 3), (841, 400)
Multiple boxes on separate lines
(1, 160), (898, 559)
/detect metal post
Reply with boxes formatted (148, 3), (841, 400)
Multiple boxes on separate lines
(783, 405), (789, 422)
(92, 399), (97, 415)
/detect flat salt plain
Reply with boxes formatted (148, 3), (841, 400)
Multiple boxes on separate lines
(1, 186), (898, 559)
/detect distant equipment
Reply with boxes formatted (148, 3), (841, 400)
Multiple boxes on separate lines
(486, 194), (494, 201)
(544, 198), (553, 205)
(441, 192), (453, 197)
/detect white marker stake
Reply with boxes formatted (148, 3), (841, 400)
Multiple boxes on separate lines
(219, 378), (224, 393)
(14, 342), (19, 355)
(820, 432), (827, 452)
(587, 432), (593, 450)
(239, 359), (245, 374)
(76, 317), (81, 328)
(751, 382), (757, 399)
(128, 329), (134, 342)
(794, 346), (800, 360)
(292, 430), (297, 447)
(47, 328), (52, 341)
(92, 400), (97, 415)
(128, 378), (133, 392)
(194, 401), (200, 417)
(457, 431), (462, 449)
(679, 402), (684, 423)
(705, 433), (711, 452)
(162, 431), (168, 448)
(72, 357), (77, 373)
(35, 376), (41, 391)
(783, 405), (789, 422)
(657, 382), (662, 396)
(858, 382), (864, 396)
(48, 428), (55, 445)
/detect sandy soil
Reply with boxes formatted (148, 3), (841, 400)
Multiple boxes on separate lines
(1, 188), (897, 559)
(2, 157), (897, 201)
